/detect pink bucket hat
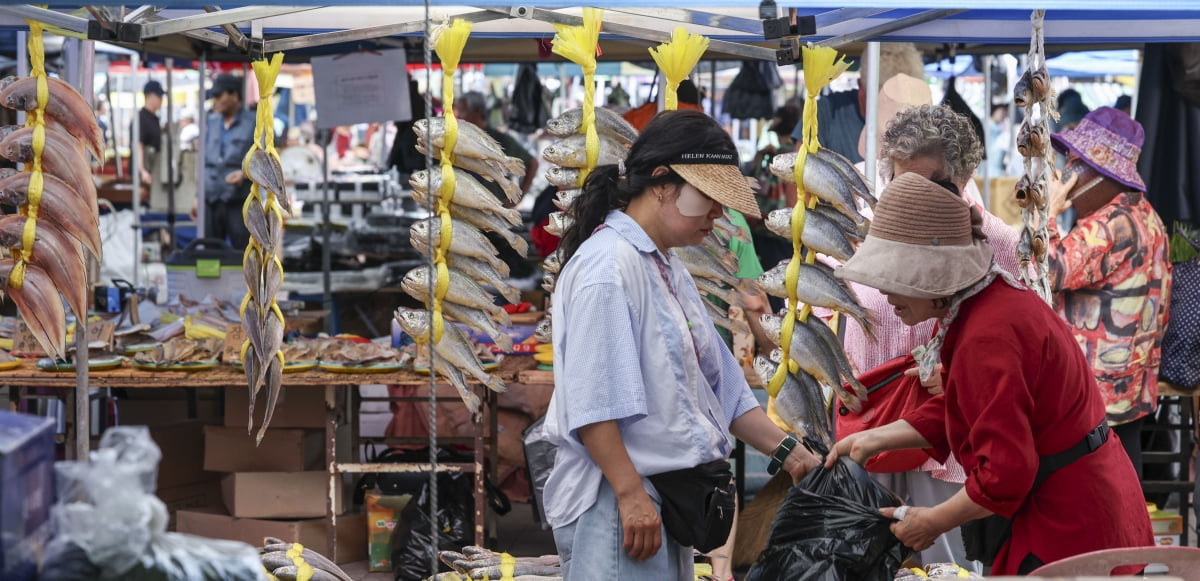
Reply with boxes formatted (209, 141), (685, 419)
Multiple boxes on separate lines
(1050, 106), (1146, 191)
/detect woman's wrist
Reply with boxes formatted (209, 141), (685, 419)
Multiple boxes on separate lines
(766, 434), (799, 475)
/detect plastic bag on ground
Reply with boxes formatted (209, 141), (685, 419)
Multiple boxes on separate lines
(746, 450), (909, 581)
(38, 426), (263, 581)
(390, 473), (475, 581)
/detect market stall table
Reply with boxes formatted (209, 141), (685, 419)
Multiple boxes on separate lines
(0, 356), (535, 561)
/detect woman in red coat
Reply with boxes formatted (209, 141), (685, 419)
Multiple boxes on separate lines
(826, 172), (1152, 575)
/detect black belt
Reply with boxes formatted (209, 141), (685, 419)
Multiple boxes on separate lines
(1034, 420), (1110, 486)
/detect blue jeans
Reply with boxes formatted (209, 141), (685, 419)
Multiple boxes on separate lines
(552, 479), (692, 581)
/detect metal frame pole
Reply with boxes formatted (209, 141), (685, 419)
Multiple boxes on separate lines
(863, 42), (881, 187)
(130, 52), (142, 289)
(166, 57), (177, 248)
(982, 54), (993, 209)
(196, 55), (207, 239)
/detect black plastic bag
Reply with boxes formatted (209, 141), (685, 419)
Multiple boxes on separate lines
(746, 456), (908, 581)
(722, 61), (783, 120)
(507, 63), (551, 134)
(390, 473), (476, 581)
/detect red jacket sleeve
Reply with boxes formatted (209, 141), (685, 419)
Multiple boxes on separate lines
(949, 334), (1041, 518)
(903, 395), (950, 463)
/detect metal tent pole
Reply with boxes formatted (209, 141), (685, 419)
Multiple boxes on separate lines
(166, 57), (177, 249)
(982, 54), (993, 209)
(196, 55), (207, 239)
(322, 130), (332, 330)
(863, 42), (881, 187)
(131, 52), (142, 289)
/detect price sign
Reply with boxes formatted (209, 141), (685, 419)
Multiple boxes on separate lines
(12, 322), (47, 358)
(86, 321), (116, 350)
(224, 324), (247, 364)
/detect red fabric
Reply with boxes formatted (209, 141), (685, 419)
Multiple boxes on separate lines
(530, 218), (560, 258)
(622, 101), (704, 131)
(903, 281), (1153, 575)
(836, 354), (934, 472)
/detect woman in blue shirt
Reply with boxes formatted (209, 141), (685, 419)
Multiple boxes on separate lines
(545, 110), (819, 580)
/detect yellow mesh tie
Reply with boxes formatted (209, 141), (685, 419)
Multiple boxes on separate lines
(499, 553), (516, 580)
(649, 26), (709, 112)
(767, 46), (849, 396)
(429, 19), (472, 344)
(285, 542), (313, 581)
(552, 8), (603, 181)
(11, 21), (49, 291)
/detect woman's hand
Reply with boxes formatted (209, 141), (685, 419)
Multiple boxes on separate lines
(824, 430), (879, 468)
(783, 445), (821, 484)
(614, 487), (663, 562)
(904, 363), (945, 395)
(1048, 170), (1079, 217)
(879, 505), (950, 552)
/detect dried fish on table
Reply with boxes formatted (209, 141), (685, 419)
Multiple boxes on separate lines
(317, 341), (405, 365)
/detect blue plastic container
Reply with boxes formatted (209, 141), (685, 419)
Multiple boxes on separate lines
(0, 410), (55, 581)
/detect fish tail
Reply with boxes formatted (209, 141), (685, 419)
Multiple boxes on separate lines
(492, 332), (514, 354)
(507, 233), (529, 257)
(498, 284), (522, 306)
(485, 374), (508, 393)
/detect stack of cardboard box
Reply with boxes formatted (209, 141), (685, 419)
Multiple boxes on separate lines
(175, 386), (365, 562)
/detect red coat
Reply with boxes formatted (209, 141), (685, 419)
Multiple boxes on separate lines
(905, 280), (1152, 575)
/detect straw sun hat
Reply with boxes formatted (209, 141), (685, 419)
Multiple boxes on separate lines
(837, 172), (993, 299)
(669, 150), (761, 219)
(858, 73), (932, 159)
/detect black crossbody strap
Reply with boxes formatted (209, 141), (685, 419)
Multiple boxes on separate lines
(1034, 420), (1110, 487)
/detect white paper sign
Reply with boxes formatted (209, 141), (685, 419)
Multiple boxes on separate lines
(310, 49), (411, 129)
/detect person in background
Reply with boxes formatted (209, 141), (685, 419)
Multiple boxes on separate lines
(192, 73), (255, 250)
(455, 91), (539, 283)
(1114, 94), (1133, 116)
(94, 99), (109, 150)
(178, 111), (199, 152)
(985, 104), (1010, 177)
(1046, 107), (1173, 482)
(546, 110), (819, 580)
(793, 42), (926, 163)
(136, 80), (165, 189)
(827, 172), (1153, 576)
(456, 91), (539, 200)
(387, 78), (431, 181)
(623, 79), (705, 131)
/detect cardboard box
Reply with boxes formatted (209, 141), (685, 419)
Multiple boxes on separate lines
(176, 508), (367, 564)
(220, 471), (343, 519)
(0, 411), (54, 581)
(365, 492), (413, 572)
(225, 386), (326, 429)
(146, 421), (214, 490)
(156, 479), (223, 531)
(204, 426), (323, 473)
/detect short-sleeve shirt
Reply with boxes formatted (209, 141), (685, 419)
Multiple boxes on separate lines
(543, 211), (760, 529)
(137, 107), (162, 151)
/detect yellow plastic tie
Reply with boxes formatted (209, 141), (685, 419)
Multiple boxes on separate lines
(552, 8), (603, 180)
(428, 19), (472, 345)
(649, 26), (709, 112)
(499, 553), (516, 581)
(10, 20), (50, 291)
(767, 46), (848, 395)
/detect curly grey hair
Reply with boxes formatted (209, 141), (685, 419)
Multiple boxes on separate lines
(880, 104), (983, 189)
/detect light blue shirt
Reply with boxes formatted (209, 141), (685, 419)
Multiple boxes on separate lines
(543, 211), (760, 529)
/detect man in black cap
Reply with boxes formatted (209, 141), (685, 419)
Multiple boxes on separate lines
(136, 80), (165, 190)
(192, 73), (256, 249)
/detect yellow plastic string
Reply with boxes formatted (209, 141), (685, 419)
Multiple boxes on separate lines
(499, 553), (516, 580)
(429, 19), (472, 344)
(649, 26), (709, 112)
(285, 542), (314, 581)
(767, 46), (849, 396)
(552, 8), (603, 181)
(10, 21), (48, 291)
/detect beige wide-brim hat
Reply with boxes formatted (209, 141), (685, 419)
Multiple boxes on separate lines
(857, 73), (933, 159)
(837, 172), (993, 299)
(670, 150), (761, 219)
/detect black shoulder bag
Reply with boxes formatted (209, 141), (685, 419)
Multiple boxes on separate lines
(647, 459), (737, 553)
(961, 420), (1110, 564)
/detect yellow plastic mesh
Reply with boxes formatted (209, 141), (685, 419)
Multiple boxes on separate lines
(552, 8), (603, 181)
(649, 27), (709, 112)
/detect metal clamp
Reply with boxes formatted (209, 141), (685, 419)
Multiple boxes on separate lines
(508, 6), (534, 19)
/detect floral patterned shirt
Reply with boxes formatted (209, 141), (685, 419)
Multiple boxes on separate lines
(1048, 192), (1172, 425)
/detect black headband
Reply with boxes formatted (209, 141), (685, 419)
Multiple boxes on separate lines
(669, 151), (738, 166)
